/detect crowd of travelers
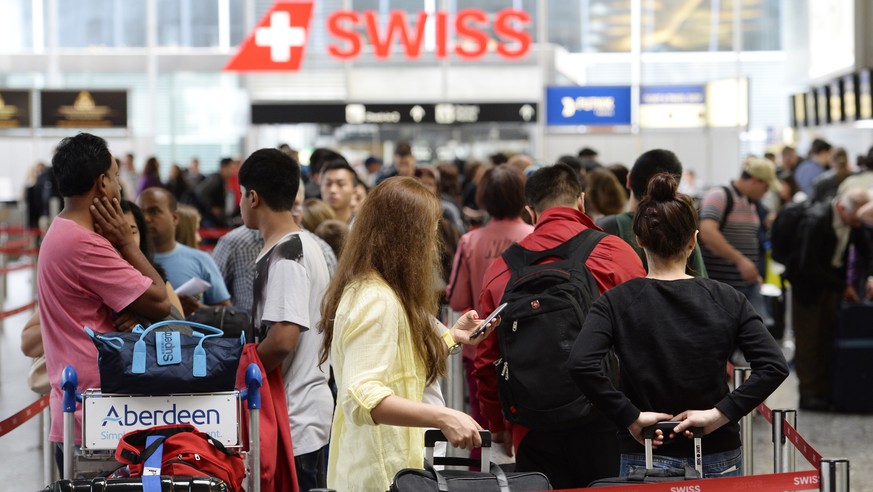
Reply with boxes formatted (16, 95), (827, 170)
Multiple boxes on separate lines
(22, 132), (871, 491)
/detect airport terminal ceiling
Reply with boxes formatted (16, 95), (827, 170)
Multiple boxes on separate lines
(0, 0), (867, 196)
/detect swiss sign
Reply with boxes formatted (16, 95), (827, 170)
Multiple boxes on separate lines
(225, 0), (314, 71)
(226, 1), (531, 72)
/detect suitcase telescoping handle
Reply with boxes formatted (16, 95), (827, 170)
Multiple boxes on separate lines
(424, 429), (492, 472)
(643, 421), (704, 476)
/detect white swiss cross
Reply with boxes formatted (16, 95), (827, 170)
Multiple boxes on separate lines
(255, 11), (306, 63)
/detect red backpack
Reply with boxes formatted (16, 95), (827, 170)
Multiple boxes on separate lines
(115, 424), (246, 491)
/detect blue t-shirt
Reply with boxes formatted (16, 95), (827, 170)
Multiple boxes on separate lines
(154, 243), (231, 305)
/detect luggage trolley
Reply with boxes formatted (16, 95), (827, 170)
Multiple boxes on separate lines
(48, 344), (262, 491)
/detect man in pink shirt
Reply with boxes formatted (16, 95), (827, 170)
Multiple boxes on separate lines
(38, 133), (170, 466)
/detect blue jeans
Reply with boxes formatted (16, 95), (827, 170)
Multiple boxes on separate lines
(619, 447), (743, 479)
(736, 284), (773, 327)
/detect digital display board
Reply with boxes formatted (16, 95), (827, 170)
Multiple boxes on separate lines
(859, 70), (872, 120)
(639, 85), (706, 129)
(843, 75), (857, 121)
(829, 80), (843, 122)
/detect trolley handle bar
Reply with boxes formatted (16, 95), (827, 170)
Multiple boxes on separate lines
(643, 420), (703, 439)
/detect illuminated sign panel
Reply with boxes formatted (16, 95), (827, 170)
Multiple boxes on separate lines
(639, 85), (706, 129)
(226, 0), (532, 71)
(545, 86), (632, 126)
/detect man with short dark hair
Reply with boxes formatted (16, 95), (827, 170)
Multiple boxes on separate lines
(305, 148), (347, 199)
(794, 138), (833, 195)
(320, 161), (359, 224)
(577, 147), (602, 172)
(473, 163), (645, 488)
(39, 133), (170, 462)
(194, 157), (236, 227)
(597, 149), (707, 276)
(239, 148), (333, 491)
(378, 142), (416, 183)
(138, 187), (231, 315)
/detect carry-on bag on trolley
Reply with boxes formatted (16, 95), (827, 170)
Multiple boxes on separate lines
(389, 429), (552, 492)
(48, 339), (265, 492)
(588, 421), (704, 487)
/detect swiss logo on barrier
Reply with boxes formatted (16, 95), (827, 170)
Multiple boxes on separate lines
(224, 0), (314, 71)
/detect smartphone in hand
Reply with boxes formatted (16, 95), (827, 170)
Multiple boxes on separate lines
(469, 302), (508, 340)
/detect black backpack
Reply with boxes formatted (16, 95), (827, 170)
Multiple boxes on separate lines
(770, 200), (812, 266)
(495, 228), (615, 430)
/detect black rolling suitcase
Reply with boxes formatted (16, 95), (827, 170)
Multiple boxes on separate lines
(832, 303), (873, 412)
(390, 429), (551, 491)
(588, 422), (704, 487)
(41, 476), (229, 492)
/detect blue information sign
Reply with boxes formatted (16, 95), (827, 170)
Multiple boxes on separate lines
(546, 86), (631, 126)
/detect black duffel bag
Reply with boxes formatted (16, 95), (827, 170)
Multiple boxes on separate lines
(87, 319), (244, 395)
(390, 430), (551, 492)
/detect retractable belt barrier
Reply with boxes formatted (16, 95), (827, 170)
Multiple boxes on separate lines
(0, 396), (49, 438)
(564, 470), (820, 491)
(0, 299), (38, 320)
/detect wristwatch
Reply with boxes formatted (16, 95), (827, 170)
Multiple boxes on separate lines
(442, 329), (461, 355)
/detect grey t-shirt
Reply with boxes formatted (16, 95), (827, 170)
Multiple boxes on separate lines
(253, 231), (333, 455)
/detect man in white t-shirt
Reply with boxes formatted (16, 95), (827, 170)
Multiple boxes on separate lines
(238, 148), (333, 492)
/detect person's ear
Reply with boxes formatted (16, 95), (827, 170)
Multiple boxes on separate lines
(525, 205), (538, 224)
(95, 173), (109, 197)
(690, 230), (699, 251)
(577, 192), (586, 214)
(635, 235), (644, 249)
(626, 172), (632, 191)
(249, 189), (260, 208)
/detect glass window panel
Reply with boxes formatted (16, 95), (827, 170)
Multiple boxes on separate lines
(577, 0), (631, 53)
(0, 0), (34, 51)
(158, 0), (219, 47)
(56, 0), (145, 48)
(229, 0), (246, 46)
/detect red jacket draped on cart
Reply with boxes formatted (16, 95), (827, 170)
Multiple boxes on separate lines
(236, 343), (299, 492)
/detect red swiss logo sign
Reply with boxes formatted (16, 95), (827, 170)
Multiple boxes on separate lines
(225, 0), (531, 72)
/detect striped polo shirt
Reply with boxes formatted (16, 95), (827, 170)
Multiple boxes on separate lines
(699, 185), (760, 288)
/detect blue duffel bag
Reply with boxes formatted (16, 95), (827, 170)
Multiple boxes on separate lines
(86, 319), (245, 395)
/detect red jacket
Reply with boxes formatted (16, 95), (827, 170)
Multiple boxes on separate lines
(236, 343), (299, 492)
(473, 207), (646, 450)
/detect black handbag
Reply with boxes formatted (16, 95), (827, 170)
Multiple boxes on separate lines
(187, 306), (252, 340)
(87, 319), (244, 395)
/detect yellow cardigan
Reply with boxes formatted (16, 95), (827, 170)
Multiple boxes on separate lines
(326, 275), (428, 492)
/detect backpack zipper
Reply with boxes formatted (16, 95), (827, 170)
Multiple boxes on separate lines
(493, 358), (510, 380)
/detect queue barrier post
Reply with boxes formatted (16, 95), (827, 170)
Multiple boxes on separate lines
(784, 409), (796, 472)
(732, 366), (753, 475)
(771, 408), (798, 473)
(820, 458), (850, 492)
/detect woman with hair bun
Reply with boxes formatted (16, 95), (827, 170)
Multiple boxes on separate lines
(568, 173), (788, 478)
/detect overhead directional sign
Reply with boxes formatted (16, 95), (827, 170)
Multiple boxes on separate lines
(251, 102), (537, 124)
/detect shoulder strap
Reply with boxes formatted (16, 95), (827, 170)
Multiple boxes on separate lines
(719, 186), (735, 230)
(502, 229), (606, 274)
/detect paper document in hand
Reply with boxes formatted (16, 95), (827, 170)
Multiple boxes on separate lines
(175, 277), (212, 297)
